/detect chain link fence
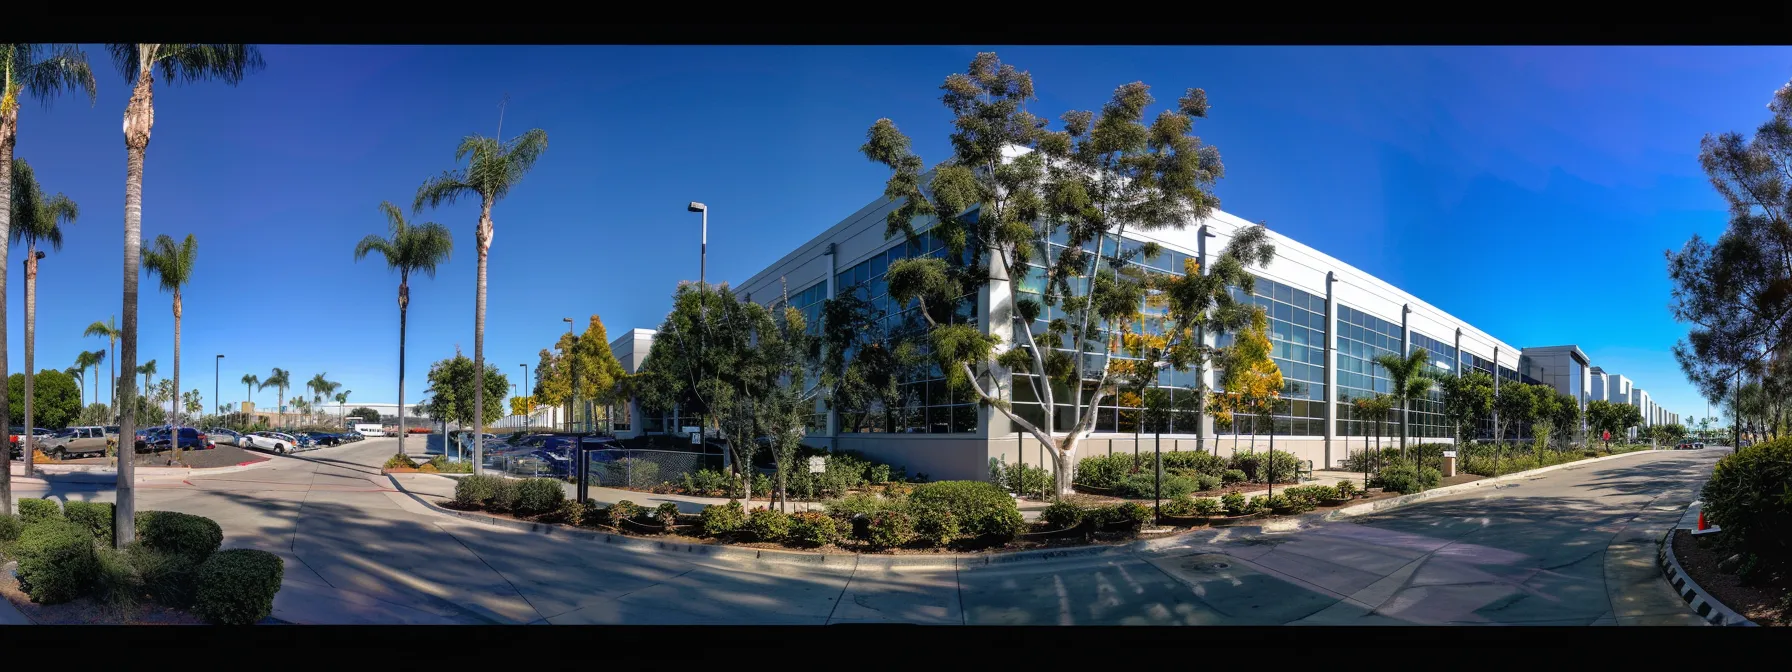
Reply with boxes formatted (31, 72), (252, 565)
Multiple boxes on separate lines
(588, 449), (718, 489)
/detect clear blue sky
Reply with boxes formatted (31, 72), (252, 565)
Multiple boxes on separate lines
(9, 45), (1785, 424)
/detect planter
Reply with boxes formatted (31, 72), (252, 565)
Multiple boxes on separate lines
(1019, 524), (1084, 540)
(1270, 506), (1301, 516)
(1319, 498), (1350, 508)
(1208, 513), (1260, 527)
(1073, 484), (1116, 496)
(1157, 514), (1210, 527)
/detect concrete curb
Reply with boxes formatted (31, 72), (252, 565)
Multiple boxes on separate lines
(1657, 527), (1758, 626)
(1259, 448), (1664, 533)
(10, 456), (275, 483)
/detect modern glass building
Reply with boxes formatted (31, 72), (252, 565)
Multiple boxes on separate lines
(614, 180), (1682, 482)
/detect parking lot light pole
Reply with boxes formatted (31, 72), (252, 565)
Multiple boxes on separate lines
(688, 202), (708, 465)
(520, 363), (529, 432)
(215, 355), (224, 429)
(565, 318), (578, 433)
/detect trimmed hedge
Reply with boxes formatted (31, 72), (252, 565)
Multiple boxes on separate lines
(134, 511), (223, 563)
(194, 549), (286, 625)
(513, 478), (566, 516)
(452, 474), (503, 508)
(0, 513), (21, 544)
(13, 520), (98, 604)
(747, 508), (791, 542)
(700, 500), (747, 535)
(1703, 437), (1792, 559)
(1041, 501), (1085, 529)
(18, 498), (61, 524)
(63, 501), (115, 546)
(866, 510), (914, 548)
(787, 511), (839, 547)
(906, 481), (1024, 539)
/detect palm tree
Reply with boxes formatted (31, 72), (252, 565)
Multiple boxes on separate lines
(260, 368), (290, 429)
(335, 391), (351, 427)
(143, 233), (197, 446)
(415, 128), (548, 474)
(138, 359), (156, 400)
(104, 43), (262, 548)
(86, 349), (105, 409)
(65, 365), (85, 408)
(8, 157), (76, 475)
(1373, 348), (1437, 458)
(355, 200), (453, 459)
(241, 373), (259, 416)
(73, 351), (100, 407)
(1, 44), (96, 516)
(83, 316), (120, 413)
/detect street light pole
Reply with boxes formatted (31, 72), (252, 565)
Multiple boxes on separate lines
(564, 318), (577, 433)
(520, 363), (529, 432)
(688, 202), (709, 469)
(215, 355), (224, 428)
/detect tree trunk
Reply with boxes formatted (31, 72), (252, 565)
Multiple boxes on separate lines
(472, 203), (491, 475)
(172, 290), (181, 445)
(109, 338), (115, 418)
(397, 277), (408, 458)
(117, 53), (156, 548)
(1053, 444), (1075, 497)
(0, 117), (14, 516)
(24, 249), (38, 474)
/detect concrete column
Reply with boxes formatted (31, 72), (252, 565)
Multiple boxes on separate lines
(1401, 304), (1412, 447)
(1323, 271), (1337, 467)
(1492, 346), (1501, 441)
(825, 244), (839, 449)
(1454, 328), (1463, 444)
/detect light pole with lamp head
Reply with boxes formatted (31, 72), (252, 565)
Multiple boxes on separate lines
(688, 202), (709, 466)
(215, 355), (224, 429)
(520, 363), (529, 432)
(564, 318), (577, 433)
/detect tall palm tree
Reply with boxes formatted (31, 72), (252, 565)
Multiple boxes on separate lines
(8, 157), (76, 475)
(143, 233), (197, 446)
(1373, 348), (1437, 457)
(138, 359), (156, 399)
(335, 390), (351, 427)
(104, 43), (262, 548)
(416, 128), (548, 474)
(260, 368), (290, 429)
(65, 365), (85, 409)
(83, 316), (119, 413)
(355, 200), (452, 458)
(86, 349), (105, 408)
(1, 44), (96, 516)
(241, 373), (259, 416)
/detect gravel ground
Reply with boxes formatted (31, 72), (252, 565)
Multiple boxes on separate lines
(55, 444), (270, 469)
(1672, 529), (1790, 625)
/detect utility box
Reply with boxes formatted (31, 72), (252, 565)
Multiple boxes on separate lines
(1441, 450), (1457, 478)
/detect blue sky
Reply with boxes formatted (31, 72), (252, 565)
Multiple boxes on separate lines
(8, 45), (1786, 424)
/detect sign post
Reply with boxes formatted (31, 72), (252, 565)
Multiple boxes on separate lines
(1441, 449), (1458, 478)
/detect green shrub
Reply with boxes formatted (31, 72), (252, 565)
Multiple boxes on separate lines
(0, 513), (23, 544)
(866, 510), (914, 548)
(1245, 497), (1272, 515)
(134, 511), (223, 563)
(1333, 480), (1358, 498)
(62, 501), (115, 546)
(788, 511), (839, 547)
(1281, 486), (1327, 510)
(1191, 498), (1224, 516)
(1265, 494), (1296, 514)
(451, 474), (505, 509)
(1375, 462), (1422, 495)
(1161, 496), (1198, 517)
(1221, 469), (1247, 485)
(747, 508), (792, 542)
(1115, 472), (1200, 499)
(13, 520), (98, 604)
(598, 458), (661, 489)
(1341, 446), (1404, 472)
(382, 454), (416, 470)
(700, 500), (747, 536)
(556, 500), (591, 527)
(1112, 502), (1153, 529)
(1221, 491), (1248, 516)
(18, 498), (61, 524)
(680, 468), (733, 496)
(1703, 438), (1792, 559)
(995, 460), (1053, 496)
(426, 455), (474, 473)
(867, 464), (893, 485)
(603, 500), (642, 527)
(907, 481), (1025, 539)
(1041, 501), (1086, 530)
(90, 545), (141, 616)
(513, 478), (566, 516)
(655, 502), (681, 529)
(825, 493), (891, 523)
(194, 549), (285, 625)
(1231, 451), (1301, 484)
(1192, 473), (1222, 492)
(127, 543), (199, 608)
(913, 507), (960, 547)
(1073, 454), (1132, 489)
(1161, 451), (1229, 476)
(1418, 466), (1442, 488)
(485, 478), (520, 513)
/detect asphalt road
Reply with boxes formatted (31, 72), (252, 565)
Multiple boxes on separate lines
(6, 440), (1721, 625)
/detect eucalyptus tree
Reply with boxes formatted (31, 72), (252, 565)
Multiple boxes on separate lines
(1, 43), (95, 514)
(9, 158), (77, 473)
(415, 126), (548, 470)
(355, 200), (453, 456)
(83, 316), (119, 413)
(863, 52), (1249, 497)
(1373, 348), (1437, 456)
(104, 43), (262, 547)
(259, 368), (290, 428)
(143, 233), (198, 441)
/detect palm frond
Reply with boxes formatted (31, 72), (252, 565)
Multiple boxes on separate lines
(104, 44), (139, 83)
(142, 233), (199, 293)
(353, 233), (398, 266)
(89, 349), (105, 365)
(403, 221), (454, 279)
(414, 170), (473, 214)
(22, 44), (97, 109)
(83, 319), (115, 339)
(38, 193), (76, 251)
(153, 44), (264, 87)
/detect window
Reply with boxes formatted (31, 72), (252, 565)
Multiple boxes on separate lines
(1334, 304), (1402, 437)
(1212, 275), (1327, 437)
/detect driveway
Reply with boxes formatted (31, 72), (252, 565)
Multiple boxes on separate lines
(6, 440), (1721, 625)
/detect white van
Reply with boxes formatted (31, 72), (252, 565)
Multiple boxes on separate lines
(354, 423), (386, 437)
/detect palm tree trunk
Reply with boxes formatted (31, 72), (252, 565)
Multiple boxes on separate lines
(472, 204), (492, 475)
(397, 276), (408, 458)
(23, 249), (37, 474)
(116, 58), (155, 546)
(0, 125), (14, 516)
(171, 290), (182, 453)
(108, 337), (115, 418)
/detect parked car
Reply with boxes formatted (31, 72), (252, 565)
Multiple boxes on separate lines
(243, 431), (305, 455)
(42, 426), (114, 460)
(137, 427), (214, 452)
(1693, 441), (1705, 449)
(205, 428), (247, 447)
(304, 432), (343, 447)
(10, 426), (55, 452)
(338, 430), (364, 443)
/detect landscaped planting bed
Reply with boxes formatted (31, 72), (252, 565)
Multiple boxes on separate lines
(1671, 438), (1792, 625)
(0, 501), (285, 625)
(436, 473), (1399, 555)
(53, 444), (270, 469)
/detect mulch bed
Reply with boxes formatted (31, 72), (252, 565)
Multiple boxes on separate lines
(0, 564), (221, 625)
(1671, 529), (1790, 626)
(56, 444), (269, 470)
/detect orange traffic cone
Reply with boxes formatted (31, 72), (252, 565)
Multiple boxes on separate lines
(1698, 511), (1707, 530)
(1694, 509), (1722, 535)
